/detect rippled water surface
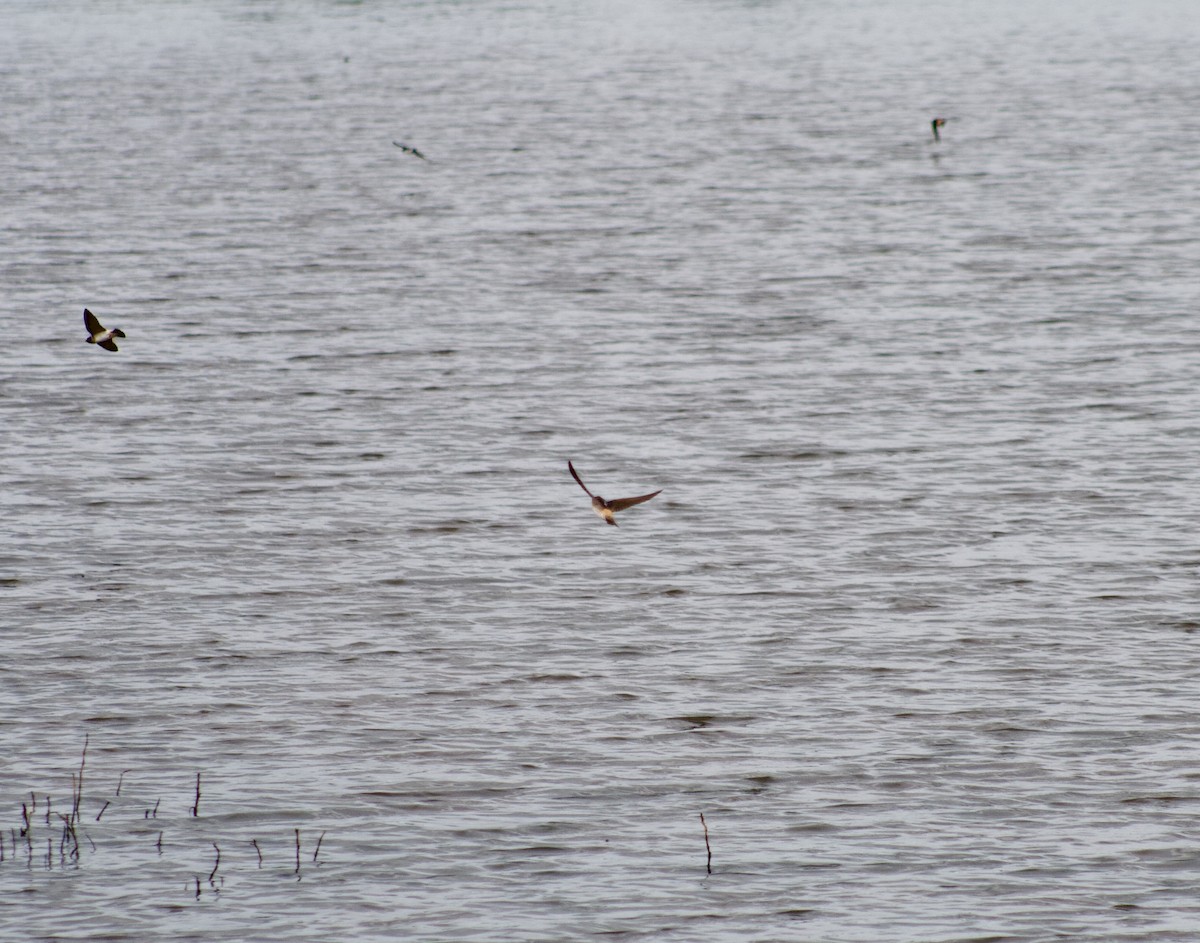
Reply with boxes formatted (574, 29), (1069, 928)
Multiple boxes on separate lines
(3, 1), (1200, 940)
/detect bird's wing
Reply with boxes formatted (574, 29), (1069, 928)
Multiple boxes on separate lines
(112, 329), (126, 338)
(98, 338), (119, 352)
(567, 461), (594, 497)
(84, 309), (103, 334)
(608, 490), (662, 512)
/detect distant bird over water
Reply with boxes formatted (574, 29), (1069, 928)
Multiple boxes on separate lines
(392, 141), (427, 160)
(568, 460), (662, 527)
(931, 117), (948, 142)
(83, 309), (125, 352)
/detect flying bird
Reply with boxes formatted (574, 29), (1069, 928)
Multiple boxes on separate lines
(83, 309), (125, 352)
(568, 460), (662, 527)
(392, 141), (427, 160)
(931, 117), (948, 142)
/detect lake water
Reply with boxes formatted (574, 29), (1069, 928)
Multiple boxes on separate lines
(2, 1), (1199, 940)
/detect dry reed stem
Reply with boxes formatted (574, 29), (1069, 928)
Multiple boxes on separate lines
(72, 734), (89, 826)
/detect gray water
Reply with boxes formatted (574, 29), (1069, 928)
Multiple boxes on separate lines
(3, 1), (1200, 940)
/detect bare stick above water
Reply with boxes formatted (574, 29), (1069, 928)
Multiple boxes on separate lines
(312, 830), (326, 862)
(699, 813), (712, 874)
(55, 813), (78, 861)
(294, 828), (301, 874)
(208, 843), (221, 884)
(192, 773), (201, 817)
(95, 801), (110, 822)
(116, 770), (131, 797)
(251, 838), (263, 868)
(72, 734), (89, 826)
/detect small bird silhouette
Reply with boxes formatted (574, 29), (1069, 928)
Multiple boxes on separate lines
(392, 141), (427, 160)
(931, 117), (948, 142)
(83, 309), (125, 352)
(568, 460), (662, 527)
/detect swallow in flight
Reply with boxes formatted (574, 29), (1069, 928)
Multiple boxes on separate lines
(83, 309), (125, 352)
(392, 141), (427, 160)
(568, 460), (662, 527)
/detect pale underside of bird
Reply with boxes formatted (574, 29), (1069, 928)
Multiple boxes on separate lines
(568, 460), (662, 527)
(83, 308), (125, 352)
(392, 141), (427, 160)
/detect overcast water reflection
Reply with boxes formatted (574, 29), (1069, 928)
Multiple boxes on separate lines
(2, 1), (1199, 941)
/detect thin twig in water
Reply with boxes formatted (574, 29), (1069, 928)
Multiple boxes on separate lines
(59, 813), (80, 862)
(312, 830), (326, 863)
(699, 813), (712, 875)
(208, 843), (220, 884)
(115, 769), (131, 796)
(192, 773), (201, 817)
(73, 734), (89, 826)
(251, 839), (263, 868)
(44, 795), (51, 826)
(156, 831), (163, 854)
(294, 828), (301, 874)
(95, 801), (110, 822)
(56, 812), (68, 834)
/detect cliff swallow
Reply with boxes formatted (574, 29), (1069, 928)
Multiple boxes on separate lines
(568, 460), (662, 527)
(931, 117), (947, 142)
(83, 309), (125, 352)
(392, 141), (427, 160)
